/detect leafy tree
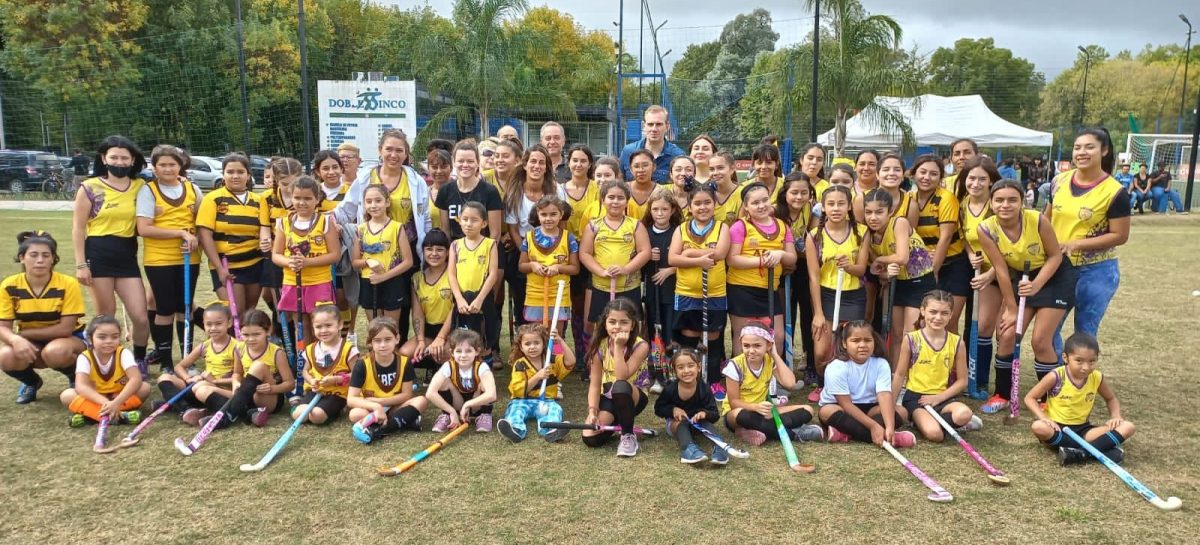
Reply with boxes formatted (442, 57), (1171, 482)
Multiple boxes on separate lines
(671, 41), (720, 81)
(506, 7), (615, 107)
(926, 38), (1044, 125)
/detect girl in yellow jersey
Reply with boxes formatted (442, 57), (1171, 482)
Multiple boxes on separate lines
(137, 145), (203, 370)
(891, 291), (980, 442)
(313, 150), (357, 333)
(313, 150), (350, 212)
(1026, 332), (1135, 465)
(863, 188), (935, 361)
(504, 145), (568, 331)
(796, 143), (828, 200)
(1, 231), (87, 404)
(425, 329), (498, 433)
(727, 182), (797, 352)
(294, 304), (358, 425)
(349, 317), (427, 443)
(448, 202), (501, 363)
(908, 154), (971, 328)
(582, 298), (650, 457)
(579, 157), (626, 224)
(401, 230), (453, 371)
(626, 150), (657, 221)
(271, 177), (341, 341)
(259, 157), (302, 312)
(60, 316), (149, 427)
(813, 163), (856, 218)
(777, 172), (819, 389)
(957, 156), (1002, 397)
(191, 310), (294, 428)
(748, 144), (784, 203)
(977, 180), (1075, 414)
(158, 303), (236, 424)
(352, 185), (415, 325)
(709, 152), (743, 226)
(856, 153), (913, 224)
(805, 185), (871, 377)
(669, 185), (729, 381)
(519, 195), (580, 331)
(426, 149), (453, 233)
(71, 136), (151, 370)
(667, 156), (696, 212)
(579, 180), (652, 330)
(564, 144), (599, 362)
(197, 154), (266, 318)
(720, 324), (820, 446)
(498, 323), (576, 443)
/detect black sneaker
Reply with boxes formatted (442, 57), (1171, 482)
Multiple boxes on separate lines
(15, 376), (42, 404)
(1058, 446), (1089, 466)
(497, 418), (524, 443)
(1102, 446), (1124, 464)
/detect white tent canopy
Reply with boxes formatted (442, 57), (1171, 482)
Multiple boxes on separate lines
(818, 94), (1053, 148)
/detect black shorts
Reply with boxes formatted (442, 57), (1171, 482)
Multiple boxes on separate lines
(901, 390), (955, 418)
(1012, 260), (1076, 310)
(587, 286), (641, 323)
(259, 261), (283, 289)
(892, 273), (935, 309)
(935, 253), (972, 297)
(674, 308), (727, 332)
(209, 259), (263, 289)
(422, 322), (445, 340)
(85, 236), (140, 278)
(570, 269), (589, 298)
(727, 284), (785, 318)
(299, 391), (347, 420)
(820, 286), (867, 323)
(1043, 421), (1095, 448)
(144, 264), (201, 316)
(359, 275), (407, 311)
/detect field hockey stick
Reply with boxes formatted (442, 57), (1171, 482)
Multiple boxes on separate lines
(536, 280), (567, 401)
(366, 258), (382, 320)
(543, 274), (551, 328)
(967, 254), (984, 399)
(832, 267), (845, 333)
(239, 393), (323, 472)
(539, 421), (659, 437)
(700, 266), (709, 383)
(377, 421), (470, 476)
(772, 405), (815, 473)
(93, 414), (117, 454)
(649, 265), (667, 380)
(119, 382), (198, 448)
(1061, 427), (1182, 511)
(766, 266), (781, 402)
(175, 395), (234, 455)
(183, 250), (193, 355)
(881, 275), (894, 351)
(1006, 262), (1030, 425)
(220, 257), (242, 339)
(783, 271), (794, 373)
(292, 267), (306, 399)
(882, 441), (953, 502)
(689, 421), (749, 459)
(923, 405), (1009, 485)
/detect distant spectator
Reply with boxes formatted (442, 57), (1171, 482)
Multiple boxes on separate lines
(69, 149), (89, 183)
(998, 159), (1017, 180)
(540, 121), (570, 182)
(1113, 163), (1133, 190)
(1149, 162), (1187, 215)
(336, 143), (362, 185)
(619, 105), (684, 183)
(1131, 164), (1151, 213)
(478, 137), (499, 172)
(496, 124), (520, 143)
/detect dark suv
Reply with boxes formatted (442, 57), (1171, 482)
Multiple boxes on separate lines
(0, 150), (62, 193)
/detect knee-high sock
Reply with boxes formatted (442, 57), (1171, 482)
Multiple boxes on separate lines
(4, 368), (40, 387)
(225, 375), (263, 422)
(158, 381), (185, 413)
(824, 410), (873, 443)
(994, 353), (1013, 399)
(609, 380), (635, 435)
(381, 405), (421, 435)
(1049, 429), (1126, 452)
(673, 421), (696, 449)
(975, 337), (994, 388)
(734, 410), (776, 437)
(707, 332), (727, 381)
(778, 409), (812, 428)
(1034, 360), (1059, 382)
(150, 321), (174, 362)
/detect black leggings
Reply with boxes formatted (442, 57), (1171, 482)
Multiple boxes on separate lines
(582, 380), (648, 447)
(438, 389), (493, 415)
(822, 403), (906, 443)
(727, 408), (812, 441)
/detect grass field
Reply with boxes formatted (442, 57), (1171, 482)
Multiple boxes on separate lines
(0, 210), (1197, 545)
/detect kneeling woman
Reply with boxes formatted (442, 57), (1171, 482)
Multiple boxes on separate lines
(1, 231), (88, 404)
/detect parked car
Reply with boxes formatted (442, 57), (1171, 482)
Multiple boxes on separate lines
(250, 155), (270, 187)
(186, 156), (224, 190)
(0, 150), (63, 193)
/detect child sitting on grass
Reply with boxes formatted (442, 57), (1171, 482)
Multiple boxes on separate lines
(654, 346), (728, 465)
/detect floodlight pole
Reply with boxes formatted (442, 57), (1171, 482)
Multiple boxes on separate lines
(1185, 75), (1199, 212)
(236, 0), (251, 154)
(298, 0), (314, 170)
(1077, 46), (1091, 127)
(1180, 14), (1194, 134)
(810, 0), (820, 143)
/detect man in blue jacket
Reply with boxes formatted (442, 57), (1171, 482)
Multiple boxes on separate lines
(619, 105), (684, 184)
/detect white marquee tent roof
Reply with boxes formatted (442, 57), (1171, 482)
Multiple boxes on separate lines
(818, 94), (1052, 148)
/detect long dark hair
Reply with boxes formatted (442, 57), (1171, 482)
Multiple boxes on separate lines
(814, 185), (861, 262)
(797, 143), (826, 179)
(954, 156), (1001, 203)
(505, 144), (559, 220)
(566, 143), (595, 179)
(1076, 127), (1115, 174)
(93, 135), (146, 178)
(585, 298), (643, 369)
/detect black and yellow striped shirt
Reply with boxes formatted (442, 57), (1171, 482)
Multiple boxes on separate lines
(196, 187), (265, 269)
(0, 272), (86, 333)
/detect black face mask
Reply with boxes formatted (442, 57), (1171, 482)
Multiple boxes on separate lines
(106, 165), (134, 178)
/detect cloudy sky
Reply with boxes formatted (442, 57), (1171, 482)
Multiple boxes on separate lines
(394, 0), (1195, 79)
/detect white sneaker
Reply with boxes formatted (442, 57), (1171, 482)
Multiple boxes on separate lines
(958, 415), (983, 432)
(649, 382), (663, 395)
(616, 433), (639, 457)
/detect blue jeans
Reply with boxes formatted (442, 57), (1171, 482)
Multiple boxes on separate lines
(1153, 187), (1184, 213)
(502, 398), (564, 438)
(1130, 189), (1147, 210)
(1053, 259), (1120, 362)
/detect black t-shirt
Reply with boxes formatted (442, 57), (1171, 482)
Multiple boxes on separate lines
(1150, 169), (1171, 189)
(646, 224), (678, 294)
(69, 155), (90, 175)
(653, 379), (719, 422)
(350, 357), (417, 391)
(434, 179), (503, 240)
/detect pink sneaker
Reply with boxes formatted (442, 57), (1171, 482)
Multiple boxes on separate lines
(807, 387), (822, 403)
(892, 430), (916, 448)
(735, 428), (767, 447)
(827, 426), (851, 443)
(474, 413), (493, 432)
(249, 407), (270, 427)
(431, 414), (451, 433)
(181, 408), (206, 427)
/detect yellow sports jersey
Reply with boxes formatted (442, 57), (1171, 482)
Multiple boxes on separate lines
(1046, 367), (1102, 425)
(143, 181), (200, 266)
(812, 179), (832, 201)
(279, 213), (333, 286)
(259, 188), (292, 229)
(563, 182), (598, 240)
(979, 209), (1047, 272)
(589, 216), (641, 292)
(369, 167), (416, 236)
(727, 218), (787, 289)
(914, 187), (964, 257)
(676, 220), (727, 298)
(1049, 170), (1123, 266)
(600, 337), (647, 385)
(904, 330), (960, 394)
(450, 360), (488, 395)
(0, 272), (85, 333)
(83, 346), (132, 396)
(713, 186), (743, 226)
(357, 354), (411, 398)
(237, 342), (282, 377)
(959, 199), (992, 271)
(200, 338), (237, 378)
(483, 169), (506, 198)
(941, 175), (959, 193)
(743, 176), (783, 203)
(627, 186), (653, 221)
(453, 237), (494, 293)
(82, 177), (144, 237)
(871, 218), (934, 280)
(508, 355), (571, 399)
(891, 191), (914, 220)
(357, 219), (405, 279)
(304, 340), (354, 396)
(787, 207), (813, 256)
(197, 187), (265, 270)
(318, 183), (350, 213)
(719, 353), (776, 415)
(814, 223), (868, 290)
(525, 229), (573, 310)
(414, 268), (453, 326)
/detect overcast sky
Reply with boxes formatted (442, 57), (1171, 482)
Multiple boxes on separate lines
(395, 0), (1195, 79)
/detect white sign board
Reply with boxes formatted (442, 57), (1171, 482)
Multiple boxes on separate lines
(318, 80), (417, 165)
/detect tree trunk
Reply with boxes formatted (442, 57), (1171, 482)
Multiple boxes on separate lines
(835, 105), (848, 158)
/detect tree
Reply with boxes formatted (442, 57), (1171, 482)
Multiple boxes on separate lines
(671, 41), (720, 81)
(506, 7), (615, 108)
(926, 38), (1044, 125)
(699, 9), (779, 109)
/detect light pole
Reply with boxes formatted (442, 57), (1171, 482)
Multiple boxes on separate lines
(1077, 46), (1091, 127)
(810, 0), (820, 143)
(1181, 14), (1194, 133)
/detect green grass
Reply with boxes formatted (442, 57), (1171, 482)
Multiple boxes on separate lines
(1, 211), (1197, 544)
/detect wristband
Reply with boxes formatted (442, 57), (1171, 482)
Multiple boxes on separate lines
(76, 263), (89, 270)
(339, 372), (350, 386)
